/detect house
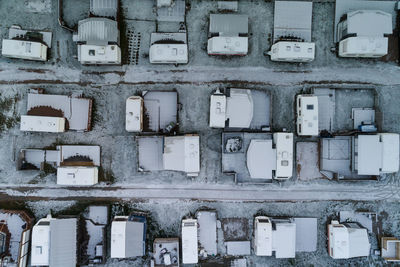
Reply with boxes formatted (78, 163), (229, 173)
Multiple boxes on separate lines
(320, 133), (399, 180)
(17, 145), (101, 186)
(253, 216), (317, 258)
(152, 238), (179, 267)
(296, 95), (319, 136)
(334, 0), (396, 58)
(31, 215), (77, 267)
(20, 89), (93, 133)
(209, 88), (271, 130)
(222, 132), (293, 183)
(149, 32), (188, 64)
(110, 214), (146, 258)
(138, 134), (200, 176)
(126, 91), (178, 133)
(181, 219), (198, 264)
(1, 25), (52, 61)
(381, 237), (400, 262)
(73, 17), (121, 65)
(268, 1), (315, 62)
(0, 210), (33, 267)
(208, 14), (248, 56)
(328, 220), (370, 259)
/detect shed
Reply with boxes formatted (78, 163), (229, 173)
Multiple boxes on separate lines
(111, 216), (146, 258)
(181, 219), (198, 264)
(328, 220), (370, 259)
(163, 135), (200, 176)
(296, 95), (319, 136)
(56, 166), (99, 186)
(77, 18), (119, 45)
(1, 39), (47, 61)
(90, 0), (118, 18)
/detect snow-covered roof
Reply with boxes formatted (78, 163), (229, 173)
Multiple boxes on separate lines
(20, 115), (65, 133)
(274, 133), (293, 179)
(57, 166), (99, 186)
(77, 18), (119, 45)
(328, 222), (370, 259)
(273, 1), (313, 42)
(125, 96), (143, 132)
(58, 145), (101, 166)
(294, 218), (318, 252)
(111, 217), (145, 258)
(381, 237), (400, 261)
(149, 44), (188, 64)
(269, 41), (315, 62)
(209, 93), (227, 128)
(296, 95), (319, 136)
(272, 221), (296, 258)
(1, 39), (47, 61)
(196, 210), (217, 256)
(90, 0), (118, 18)
(247, 139), (276, 179)
(207, 37), (248, 55)
(26, 92), (92, 132)
(226, 89), (253, 128)
(181, 219), (198, 264)
(346, 10), (392, 37)
(163, 135), (200, 175)
(339, 37), (388, 57)
(209, 14), (248, 36)
(357, 134), (399, 175)
(254, 216), (273, 256)
(78, 44), (121, 64)
(226, 241), (251, 256)
(49, 218), (77, 267)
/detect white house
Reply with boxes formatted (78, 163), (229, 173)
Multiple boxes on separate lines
(207, 14), (248, 56)
(181, 219), (198, 264)
(31, 215), (77, 267)
(328, 220), (370, 259)
(149, 32), (188, 64)
(296, 95), (319, 136)
(268, 1), (315, 62)
(111, 215), (146, 258)
(2, 39), (48, 61)
(246, 133), (293, 180)
(337, 10), (392, 58)
(20, 115), (66, 133)
(57, 167), (99, 186)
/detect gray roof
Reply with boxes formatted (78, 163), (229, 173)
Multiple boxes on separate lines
(209, 14), (248, 36)
(126, 221), (145, 257)
(90, 0), (118, 18)
(78, 18), (119, 45)
(49, 218), (77, 267)
(273, 1), (312, 42)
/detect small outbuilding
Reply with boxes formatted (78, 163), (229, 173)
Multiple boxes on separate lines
(381, 237), (400, 262)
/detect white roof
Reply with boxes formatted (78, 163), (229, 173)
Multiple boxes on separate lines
(274, 133), (293, 179)
(2, 39), (47, 61)
(226, 89), (253, 128)
(272, 222), (296, 258)
(163, 135), (200, 175)
(209, 93), (226, 128)
(78, 44), (121, 64)
(269, 42), (315, 62)
(254, 216), (272, 256)
(207, 37), (248, 55)
(346, 10), (392, 37)
(149, 44), (188, 64)
(57, 167), (99, 186)
(247, 139), (276, 179)
(31, 218), (52, 266)
(329, 223), (370, 259)
(339, 37), (388, 57)
(181, 219), (198, 264)
(297, 95), (319, 136)
(125, 96), (143, 132)
(20, 115), (65, 133)
(226, 241), (251, 256)
(381, 133), (400, 173)
(111, 219), (145, 258)
(358, 135), (381, 175)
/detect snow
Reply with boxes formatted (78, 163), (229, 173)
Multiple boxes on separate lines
(0, 212), (26, 261)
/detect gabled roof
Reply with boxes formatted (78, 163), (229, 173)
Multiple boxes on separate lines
(78, 18), (119, 45)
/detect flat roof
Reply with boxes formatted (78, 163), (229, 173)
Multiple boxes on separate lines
(182, 219), (198, 264)
(209, 14), (248, 36)
(125, 96), (143, 132)
(226, 89), (254, 128)
(247, 139), (276, 179)
(357, 135), (381, 175)
(49, 218), (77, 267)
(209, 94), (227, 128)
(111, 220), (145, 258)
(57, 167), (98, 186)
(272, 222), (296, 258)
(346, 10), (392, 37)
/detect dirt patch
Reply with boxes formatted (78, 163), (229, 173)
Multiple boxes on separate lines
(221, 218), (249, 241)
(27, 106), (64, 117)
